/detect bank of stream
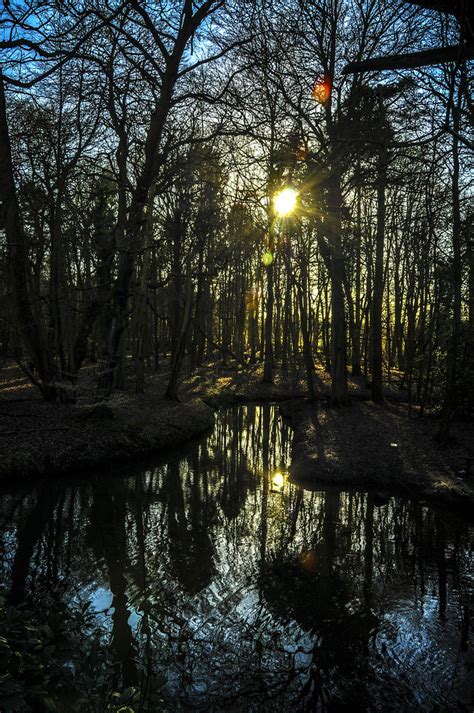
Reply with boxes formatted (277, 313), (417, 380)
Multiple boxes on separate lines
(2, 363), (473, 523)
(0, 404), (473, 712)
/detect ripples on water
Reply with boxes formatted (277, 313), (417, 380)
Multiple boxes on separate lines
(0, 404), (473, 711)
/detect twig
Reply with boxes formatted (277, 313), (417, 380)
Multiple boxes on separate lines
(0, 427), (71, 436)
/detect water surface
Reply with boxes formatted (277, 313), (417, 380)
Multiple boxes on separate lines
(1, 404), (473, 711)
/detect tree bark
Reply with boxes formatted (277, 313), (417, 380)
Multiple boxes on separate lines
(326, 162), (348, 404)
(438, 81), (463, 442)
(371, 98), (387, 403)
(0, 71), (71, 402)
(263, 224), (275, 383)
(165, 258), (193, 400)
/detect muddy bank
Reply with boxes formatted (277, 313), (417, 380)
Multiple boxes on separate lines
(0, 393), (214, 478)
(281, 399), (474, 517)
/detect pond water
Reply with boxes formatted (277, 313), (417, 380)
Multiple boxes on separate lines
(0, 404), (473, 712)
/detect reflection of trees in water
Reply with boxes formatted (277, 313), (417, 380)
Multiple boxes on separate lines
(7, 485), (60, 605)
(217, 405), (253, 520)
(259, 490), (473, 709)
(165, 455), (217, 593)
(259, 490), (379, 708)
(89, 481), (138, 688)
(2, 484), (107, 608)
(0, 406), (473, 710)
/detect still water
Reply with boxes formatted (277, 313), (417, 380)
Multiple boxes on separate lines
(0, 404), (473, 712)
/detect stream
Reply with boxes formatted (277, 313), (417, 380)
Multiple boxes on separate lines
(0, 404), (473, 711)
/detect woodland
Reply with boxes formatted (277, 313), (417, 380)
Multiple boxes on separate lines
(1, 2), (474, 711)
(0, 1), (473, 477)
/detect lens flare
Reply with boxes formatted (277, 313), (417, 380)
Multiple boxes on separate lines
(299, 549), (317, 573)
(296, 141), (308, 161)
(273, 187), (298, 217)
(312, 75), (332, 105)
(262, 251), (274, 266)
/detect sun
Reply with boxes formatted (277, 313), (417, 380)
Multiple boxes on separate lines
(273, 187), (298, 217)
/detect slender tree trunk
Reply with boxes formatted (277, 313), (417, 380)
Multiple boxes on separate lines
(282, 242), (292, 376)
(134, 191), (155, 393)
(352, 186), (362, 376)
(371, 125), (387, 402)
(438, 83), (462, 442)
(468, 231), (474, 331)
(297, 280), (316, 400)
(165, 258), (193, 400)
(327, 162), (347, 404)
(263, 226), (275, 383)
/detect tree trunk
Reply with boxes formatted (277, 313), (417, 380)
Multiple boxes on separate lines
(327, 162), (347, 404)
(371, 112), (387, 403)
(352, 186), (362, 376)
(103, 47), (190, 394)
(134, 191), (155, 393)
(263, 229), (275, 383)
(297, 280), (317, 400)
(165, 259), (193, 400)
(438, 82), (462, 442)
(0, 72), (71, 402)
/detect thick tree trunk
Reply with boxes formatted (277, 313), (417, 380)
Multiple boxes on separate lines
(103, 51), (187, 394)
(0, 72), (71, 402)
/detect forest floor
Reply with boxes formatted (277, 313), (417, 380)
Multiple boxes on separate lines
(0, 360), (473, 518)
(281, 398), (474, 517)
(0, 361), (214, 478)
